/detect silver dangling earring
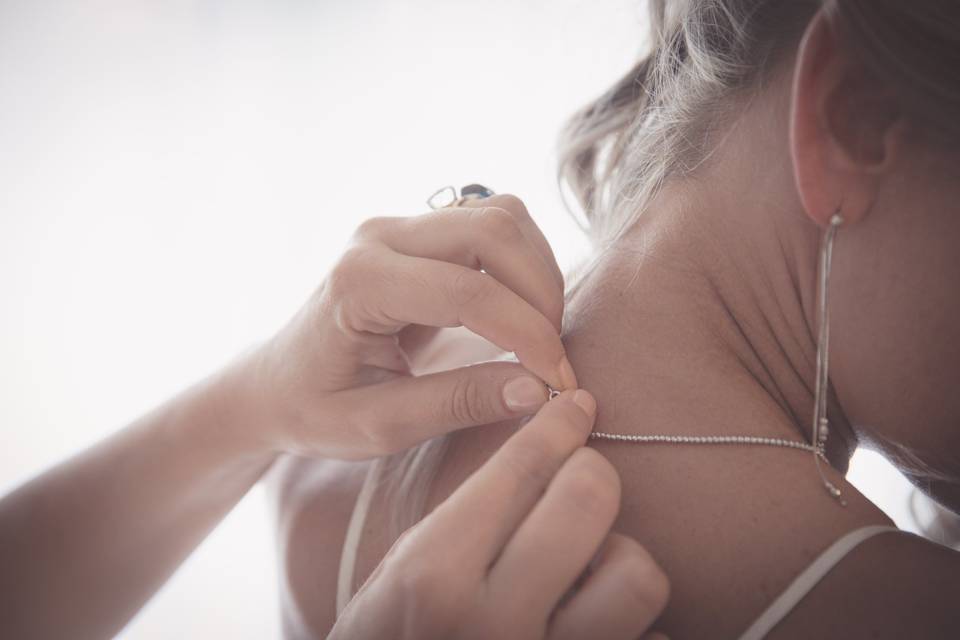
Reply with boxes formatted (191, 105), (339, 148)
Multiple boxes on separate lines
(813, 212), (847, 507)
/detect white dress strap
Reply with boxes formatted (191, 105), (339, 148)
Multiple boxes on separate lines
(335, 461), (381, 617)
(738, 524), (902, 639)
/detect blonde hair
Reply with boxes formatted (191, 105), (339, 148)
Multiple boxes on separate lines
(381, 0), (960, 538)
(560, 0), (960, 245)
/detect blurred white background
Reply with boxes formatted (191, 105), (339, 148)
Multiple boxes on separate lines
(0, 0), (946, 638)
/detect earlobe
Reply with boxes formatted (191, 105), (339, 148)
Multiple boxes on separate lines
(789, 9), (904, 228)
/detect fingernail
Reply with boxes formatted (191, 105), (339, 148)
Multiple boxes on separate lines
(557, 355), (578, 390)
(572, 389), (596, 416)
(503, 376), (548, 412)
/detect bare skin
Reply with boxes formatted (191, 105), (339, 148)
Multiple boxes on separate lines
(274, 11), (960, 639)
(4, 7), (958, 639)
(274, 201), (960, 638)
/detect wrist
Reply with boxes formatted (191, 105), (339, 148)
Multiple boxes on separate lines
(200, 345), (284, 465)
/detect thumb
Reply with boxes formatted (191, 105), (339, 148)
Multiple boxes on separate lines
(335, 360), (550, 456)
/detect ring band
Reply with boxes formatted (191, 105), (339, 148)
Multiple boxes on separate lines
(427, 183), (496, 210)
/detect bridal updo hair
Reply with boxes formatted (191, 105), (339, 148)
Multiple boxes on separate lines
(559, 0), (960, 244)
(382, 0), (960, 537)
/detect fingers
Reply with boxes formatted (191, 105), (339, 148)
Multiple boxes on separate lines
(410, 389), (596, 566)
(334, 360), (550, 455)
(332, 250), (574, 391)
(548, 533), (671, 640)
(489, 195), (564, 289)
(360, 202), (564, 332)
(345, 194), (573, 389)
(488, 447), (621, 613)
(453, 193), (565, 301)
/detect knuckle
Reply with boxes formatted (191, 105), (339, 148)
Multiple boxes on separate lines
(470, 616), (513, 640)
(561, 448), (621, 517)
(326, 246), (394, 333)
(385, 523), (423, 562)
(396, 564), (443, 605)
(327, 246), (369, 298)
(353, 215), (391, 239)
(620, 546), (671, 617)
(389, 555), (465, 624)
(330, 300), (357, 335)
(358, 422), (398, 457)
(450, 269), (494, 309)
(472, 206), (524, 244)
(319, 404), (377, 459)
(325, 263), (354, 302)
(448, 373), (493, 426)
(396, 560), (440, 595)
(490, 193), (530, 219)
(493, 600), (544, 639)
(328, 291), (362, 335)
(500, 440), (557, 487)
(545, 296), (565, 330)
(549, 399), (593, 439)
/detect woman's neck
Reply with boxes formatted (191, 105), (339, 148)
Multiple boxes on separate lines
(563, 179), (856, 471)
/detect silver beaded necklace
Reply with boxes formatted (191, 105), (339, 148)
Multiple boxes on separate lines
(548, 214), (848, 507)
(548, 386), (820, 451)
(429, 185), (847, 506)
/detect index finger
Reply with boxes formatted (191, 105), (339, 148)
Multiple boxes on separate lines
(463, 194), (565, 292)
(408, 389), (597, 568)
(367, 205), (565, 332)
(346, 250), (576, 391)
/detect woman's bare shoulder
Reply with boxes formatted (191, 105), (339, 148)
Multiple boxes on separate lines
(265, 455), (372, 639)
(768, 531), (960, 638)
(544, 256), (907, 638)
(584, 430), (892, 638)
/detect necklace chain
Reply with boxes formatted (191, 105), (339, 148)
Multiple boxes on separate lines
(547, 388), (826, 458)
(542, 213), (847, 505)
(588, 431), (823, 456)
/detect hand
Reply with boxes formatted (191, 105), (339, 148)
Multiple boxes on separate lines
(243, 195), (578, 459)
(328, 389), (671, 640)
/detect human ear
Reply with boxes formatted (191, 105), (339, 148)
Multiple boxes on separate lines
(789, 9), (908, 227)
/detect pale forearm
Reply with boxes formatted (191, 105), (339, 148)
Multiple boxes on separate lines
(0, 354), (276, 640)
(0, 195), (572, 638)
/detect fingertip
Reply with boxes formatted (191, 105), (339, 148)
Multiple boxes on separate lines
(571, 389), (596, 417)
(502, 375), (549, 413)
(557, 355), (578, 390)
